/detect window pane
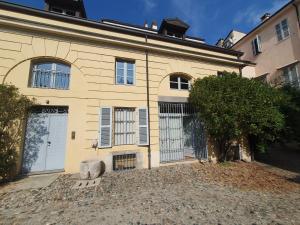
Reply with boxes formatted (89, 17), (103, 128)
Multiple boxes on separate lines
(180, 77), (189, 83)
(116, 61), (125, 69)
(56, 63), (70, 74)
(36, 63), (52, 71)
(170, 76), (178, 82)
(290, 66), (299, 86)
(170, 82), (178, 89)
(276, 24), (283, 41)
(117, 75), (124, 84)
(127, 63), (134, 70)
(181, 83), (189, 90)
(127, 70), (134, 85)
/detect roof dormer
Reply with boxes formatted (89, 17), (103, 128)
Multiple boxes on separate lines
(158, 18), (190, 39)
(44, 0), (86, 18)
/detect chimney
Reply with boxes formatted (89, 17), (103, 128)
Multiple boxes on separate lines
(151, 21), (158, 30)
(261, 13), (271, 22)
(144, 21), (149, 28)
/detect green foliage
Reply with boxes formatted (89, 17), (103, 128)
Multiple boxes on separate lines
(0, 84), (34, 182)
(279, 86), (300, 144)
(189, 71), (285, 161)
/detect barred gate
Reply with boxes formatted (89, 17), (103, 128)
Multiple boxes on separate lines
(159, 102), (207, 163)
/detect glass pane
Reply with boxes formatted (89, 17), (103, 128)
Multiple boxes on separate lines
(170, 82), (178, 89)
(127, 69), (134, 85)
(170, 76), (178, 82)
(36, 63), (52, 71)
(117, 75), (124, 84)
(127, 63), (134, 70)
(276, 24), (283, 41)
(117, 68), (124, 76)
(290, 66), (299, 86)
(180, 77), (189, 83)
(56, 63), (70, 74)
(181, 83), (189, 90)
(116, 61), (125, 69)
(127, 75), (134, 85)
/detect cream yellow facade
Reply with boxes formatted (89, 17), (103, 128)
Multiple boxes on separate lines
(0, 2), (251, 174)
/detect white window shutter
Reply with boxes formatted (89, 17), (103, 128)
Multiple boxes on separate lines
(99, 107), (112, 148)
(137, 107), (149, 146)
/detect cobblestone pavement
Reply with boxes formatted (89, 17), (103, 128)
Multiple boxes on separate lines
(0, 162), (299, 225)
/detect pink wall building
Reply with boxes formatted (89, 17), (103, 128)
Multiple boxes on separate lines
(229, 0), (300, 88)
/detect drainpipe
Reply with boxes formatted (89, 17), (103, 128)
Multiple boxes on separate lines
(145, 34), (151, 170)
(293, 1), (300, 25)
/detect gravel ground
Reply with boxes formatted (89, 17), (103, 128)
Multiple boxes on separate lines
(0, 162), (299, 225)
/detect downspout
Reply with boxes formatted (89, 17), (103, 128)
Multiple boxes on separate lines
(293, 1), (300, 25)
(145, 34), (151, 169)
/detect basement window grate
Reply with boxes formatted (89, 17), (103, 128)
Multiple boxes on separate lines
(113, 154), (136, 171)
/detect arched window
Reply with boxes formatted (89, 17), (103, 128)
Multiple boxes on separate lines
(170, 74), (191, 90)
(30, 61), (70, 90)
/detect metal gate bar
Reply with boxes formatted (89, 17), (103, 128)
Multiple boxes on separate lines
(159, 102), (207, 163)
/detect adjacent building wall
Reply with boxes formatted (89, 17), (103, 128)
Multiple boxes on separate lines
(232, 3), (300, 83)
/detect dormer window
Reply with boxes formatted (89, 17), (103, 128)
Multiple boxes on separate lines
(50, 6), (75, 16)
(159, 18), (189, 40)
(170, 74), (191, 90)
(45, 0), (87, 18)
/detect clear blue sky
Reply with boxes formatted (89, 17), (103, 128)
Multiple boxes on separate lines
(3, 0), (290, 44)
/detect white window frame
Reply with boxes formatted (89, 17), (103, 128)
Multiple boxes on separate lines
(275, 19), (290, 42)
(170, 76), (191, 90)
(31, 62), (70, 90)
(115, 60), (135, 86)
(251, 35), (262, 56)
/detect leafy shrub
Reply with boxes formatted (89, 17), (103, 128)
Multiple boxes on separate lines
(0, 84), (34, 182)
(189, 71), (285, 161)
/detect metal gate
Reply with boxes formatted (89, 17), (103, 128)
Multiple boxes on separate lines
(159, 102), (207, 163)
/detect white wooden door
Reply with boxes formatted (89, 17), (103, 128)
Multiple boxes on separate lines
(23, 107), (68, 173)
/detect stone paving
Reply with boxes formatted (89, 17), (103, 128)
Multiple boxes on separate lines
(0, 162), (299, 225)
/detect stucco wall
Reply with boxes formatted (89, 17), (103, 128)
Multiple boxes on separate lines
(0, 7), (249, 173)
(233, 4), (300, 82)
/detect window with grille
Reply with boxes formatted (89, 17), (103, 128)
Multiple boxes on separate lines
(31, 62), (70, 89)
(170, 75), (191, 90)
(275, 19), (289, 42)
(283, 64), (300, 88)
(116, 60), (135, 85)
(114, 108), (135, 145)
(113, 154), (137, 171)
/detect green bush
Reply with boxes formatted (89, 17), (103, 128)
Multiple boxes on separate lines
(0, 84), (34, 182)
(189, 71), (285, 161)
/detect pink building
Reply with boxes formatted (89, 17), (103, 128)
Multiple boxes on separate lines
(225, 0), (300, 87)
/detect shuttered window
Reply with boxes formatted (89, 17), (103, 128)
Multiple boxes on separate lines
(138, 108), (149, 145)
(251, 35), (262, 56)
(114, 108), (135, 145)
(99, 107), (112, 148)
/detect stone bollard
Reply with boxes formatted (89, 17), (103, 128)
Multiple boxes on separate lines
(80, 160), (104, 180)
